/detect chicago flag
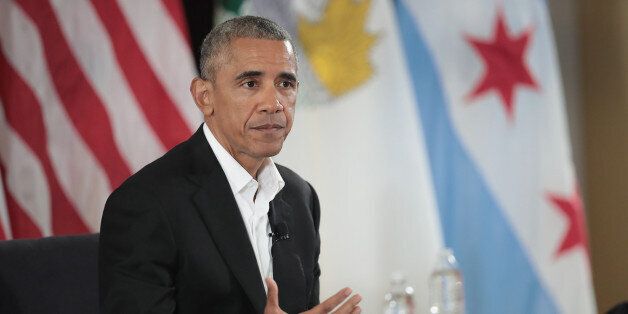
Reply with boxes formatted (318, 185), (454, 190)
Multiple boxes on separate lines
(396, 0), (596, 313)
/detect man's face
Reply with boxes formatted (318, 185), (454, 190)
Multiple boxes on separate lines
(203, 38), (298, 162)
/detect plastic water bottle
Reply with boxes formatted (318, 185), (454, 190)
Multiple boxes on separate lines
(383, 272), (415, 314)
(429, 248), (465, 314)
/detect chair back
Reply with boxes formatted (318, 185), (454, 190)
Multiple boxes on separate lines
(0, 234), (99, 314)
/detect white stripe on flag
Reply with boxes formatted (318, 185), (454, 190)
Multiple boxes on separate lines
(117, 0), (200, 131)
(0, 1), (110, 231)
(0, 102), (51, 236)
(50, 0), (166, 172)
(0, 166), (12, 239)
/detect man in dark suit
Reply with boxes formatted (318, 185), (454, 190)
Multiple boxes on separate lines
(99, 16), (361, 313)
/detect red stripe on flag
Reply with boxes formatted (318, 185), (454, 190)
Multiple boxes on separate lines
(0, 216), (5, 240)
(161, 0), (192, 47)
(0, 164), (41, 239)
(0, 185), (5, 239)
(17, 0), (132, 188)
(91, 0), (192, 150)
(5, 192), (41, 239)
(0, 167), (6, 239)
(0, 49), (89, 235)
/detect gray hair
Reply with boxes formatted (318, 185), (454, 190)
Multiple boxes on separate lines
(199, 15), (296, 81)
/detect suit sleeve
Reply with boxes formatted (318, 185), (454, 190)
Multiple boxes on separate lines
(307, 182), (321, 309)
(99, 185), (177, 314)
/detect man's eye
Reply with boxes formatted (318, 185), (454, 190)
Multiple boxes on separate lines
(243, 81), (257, 88)
(278, 81), (294, 88)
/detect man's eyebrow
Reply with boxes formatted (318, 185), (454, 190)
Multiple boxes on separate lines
(235, 70), (263, 81)
(279, 72), (297, 82)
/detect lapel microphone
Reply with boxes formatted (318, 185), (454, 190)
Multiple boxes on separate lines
(268, 222), (290, 245)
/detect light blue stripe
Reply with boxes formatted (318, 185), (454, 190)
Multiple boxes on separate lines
(394, 1), (558, 313)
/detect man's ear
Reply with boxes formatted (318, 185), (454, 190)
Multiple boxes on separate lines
(190, 77), (214, 117)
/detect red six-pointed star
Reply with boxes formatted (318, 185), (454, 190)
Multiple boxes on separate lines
(547, 188), (589, 259)
(465, 10), (539, 120)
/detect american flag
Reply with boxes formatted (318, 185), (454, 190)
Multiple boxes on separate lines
(0, 0), (202, 239)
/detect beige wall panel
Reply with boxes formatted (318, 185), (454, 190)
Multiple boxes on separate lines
(580, 1), (628, 311)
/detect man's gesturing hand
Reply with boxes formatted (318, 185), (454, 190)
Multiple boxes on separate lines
(263, 278), (362, 314)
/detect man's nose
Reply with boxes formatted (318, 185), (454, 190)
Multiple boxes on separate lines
(259, 89), (284, 113)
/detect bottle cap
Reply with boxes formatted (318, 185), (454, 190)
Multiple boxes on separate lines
(434, 247), (459, 270)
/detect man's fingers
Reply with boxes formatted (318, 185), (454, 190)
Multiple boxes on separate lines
(265, 277), (280, 308)
(302, 288), (361, 314)
(264, 277), (287, 314)
(331, 294), (362, 314)
(315, 287), (352, 312)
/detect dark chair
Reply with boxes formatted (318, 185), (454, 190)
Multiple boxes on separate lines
(609, 302), (628, 314)
(0, 234), (99, 314)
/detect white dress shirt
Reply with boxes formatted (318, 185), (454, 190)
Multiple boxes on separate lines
(203, 123), (285, 293)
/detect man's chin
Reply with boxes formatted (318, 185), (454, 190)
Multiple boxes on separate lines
(255, 143), (284, 158)
(261, 148), (282, 158)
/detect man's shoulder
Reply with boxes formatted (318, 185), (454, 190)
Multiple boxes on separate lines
(275, 163), (316, 199)
(276, 164), (306, 186)
(115, 134), (199, 194)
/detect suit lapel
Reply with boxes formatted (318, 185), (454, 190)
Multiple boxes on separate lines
(186, 127), (266, 313)
(270, 194), (307, 311)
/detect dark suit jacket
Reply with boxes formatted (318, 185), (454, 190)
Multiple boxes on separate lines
(99, 126), (321, 313)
